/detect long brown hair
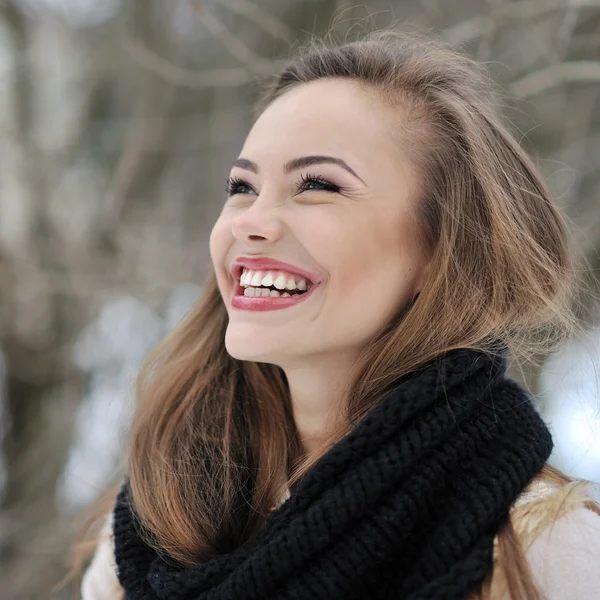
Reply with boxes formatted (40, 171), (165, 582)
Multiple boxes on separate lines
(70, 29), (599, 600)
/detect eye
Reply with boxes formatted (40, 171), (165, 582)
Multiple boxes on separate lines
(225, 173), (344, 198)
(296, 172), (342, 194)
(225, 176), (256, 196)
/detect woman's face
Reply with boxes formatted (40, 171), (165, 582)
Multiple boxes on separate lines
(210, 78), (429, 367)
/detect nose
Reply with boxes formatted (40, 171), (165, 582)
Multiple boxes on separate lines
(231, 197), (284, 245)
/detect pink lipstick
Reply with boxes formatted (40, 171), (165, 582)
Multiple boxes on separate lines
(230, 256), (321, 312)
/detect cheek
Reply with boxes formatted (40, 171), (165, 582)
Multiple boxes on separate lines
(209, 216), (230, 265)
(209, 216), (233, 295)
(318, 217), (417, 316)
(327, 264), (413, 348)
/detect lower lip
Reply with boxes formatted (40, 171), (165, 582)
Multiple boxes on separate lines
(231, 283), (320, 312)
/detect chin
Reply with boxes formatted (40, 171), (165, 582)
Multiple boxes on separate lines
(224, 329), (281, 365)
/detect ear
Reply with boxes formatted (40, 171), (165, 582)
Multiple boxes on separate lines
(413, 258), (431, 296)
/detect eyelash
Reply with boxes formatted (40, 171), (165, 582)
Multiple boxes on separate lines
(225, 172), (343, 197)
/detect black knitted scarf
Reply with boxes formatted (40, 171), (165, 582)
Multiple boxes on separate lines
(112, 346), (553, 600)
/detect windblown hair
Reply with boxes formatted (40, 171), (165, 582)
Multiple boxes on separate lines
(70, 29), (599, 600)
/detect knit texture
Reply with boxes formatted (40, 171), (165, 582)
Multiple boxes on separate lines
(112, 346), (553, 600)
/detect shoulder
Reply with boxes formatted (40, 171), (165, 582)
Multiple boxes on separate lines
(490, 474), (600, 600)
(81, 511), (124, 600)
(524, 504), (600, 598)
(511, 476), (600, 551)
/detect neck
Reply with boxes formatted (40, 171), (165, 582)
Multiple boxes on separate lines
(282, 352), (357, 456)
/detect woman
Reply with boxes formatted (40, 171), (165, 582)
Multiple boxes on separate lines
(78, 30), (600, 600)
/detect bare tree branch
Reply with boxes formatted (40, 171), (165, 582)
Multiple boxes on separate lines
(510, 60), (600, 97)
(125, 36), (286, 88)
(192, 0), (267, 68)
(218, 0), (296, 42)
(443, 0), (600, 45)
(554, 0), (581, 61)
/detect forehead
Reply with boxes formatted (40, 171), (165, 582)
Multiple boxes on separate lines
(242, 78), (402, 169)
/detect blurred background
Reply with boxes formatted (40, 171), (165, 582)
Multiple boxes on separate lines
(0, 1), (599, 598)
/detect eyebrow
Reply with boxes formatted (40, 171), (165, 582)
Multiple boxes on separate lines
(232, 155), (366, 185)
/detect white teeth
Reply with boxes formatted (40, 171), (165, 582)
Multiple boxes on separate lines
(281, 292), (290, 297)
(250, 271), (263, 286)
(261, 272), (274, 287)
(273, 274), (287, 290)
(239, 268), (312, 292)
(242, 286), (287, 298)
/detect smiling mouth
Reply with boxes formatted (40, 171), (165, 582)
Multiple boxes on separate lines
(235, 268), (314, 298)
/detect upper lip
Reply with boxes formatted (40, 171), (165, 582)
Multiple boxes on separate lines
(230, 256), (322, 284)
